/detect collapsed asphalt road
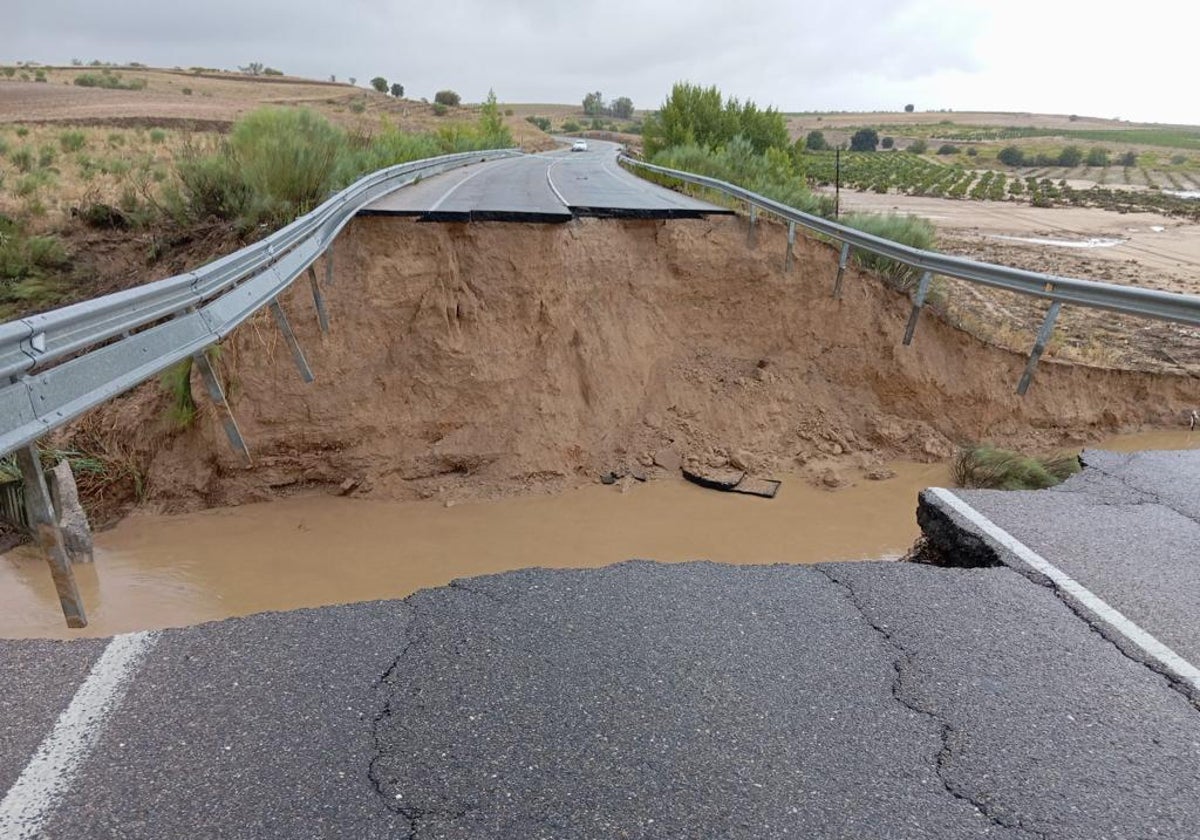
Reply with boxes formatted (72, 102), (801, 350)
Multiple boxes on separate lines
(5, 558), (1200, 839)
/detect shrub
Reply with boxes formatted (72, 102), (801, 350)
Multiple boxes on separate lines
(611, 97), (634, 119)
(966, 146), (978, 157)
(263, 67), (283, 76)
(390, 82), (404, 98)
(431, 103), (448, 117)
(370, 76), (388, 93)
(881, 136), (894, 149)
(952, 445), (1080, 490)
(434, 89), (461, 107)
(936, 143), (959, 155)
(1, 67), (15, 78)
(59, 130), (86, 152)
(907, 138), (928, 154)
(561, 120), (581, 132)
(1117, 151), (1137, 167)
(0, 138), (8, 157)
(73, 72), (145, 90)
(805, 130), (828, 151)
(504, 109), (513, 117)
(149, 128), (166, 144)
(15, 126), (29, 137)
(841, 213), (937, 292)
(849, 128), (879, 152)
(1056, 145), (1083, 167)
(34, 70), (47, 83)
(1085, 147), (1109, 167)
(181, 87), (193, 95)
(37, 146), (56, 168)
(526, 115), (551, 131)
(904, 103), (915, 113)
(349, 100), (366, 114)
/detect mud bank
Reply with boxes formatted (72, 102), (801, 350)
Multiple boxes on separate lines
(75, 215), (1196, 512)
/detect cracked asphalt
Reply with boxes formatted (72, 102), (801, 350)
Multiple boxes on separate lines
(6, 558), (1200, 838)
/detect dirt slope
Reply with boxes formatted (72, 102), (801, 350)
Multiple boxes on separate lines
(79, 216), (1196, 513)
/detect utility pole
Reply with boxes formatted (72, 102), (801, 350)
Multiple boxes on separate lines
(835, 146), (841, 220)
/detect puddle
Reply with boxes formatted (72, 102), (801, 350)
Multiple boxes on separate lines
(2, 463), (948, 639)
(987, 234), (1124, 249)
(1165, 190), (1200, 200)
(3, 428), (1195, 639)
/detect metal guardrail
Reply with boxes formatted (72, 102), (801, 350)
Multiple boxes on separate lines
(620, 155), (1200, 394)
(0, 149), (522, 458)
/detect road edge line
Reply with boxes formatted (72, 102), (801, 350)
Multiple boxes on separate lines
(545, 158), (570, 209)
(927, 487), (1200, 697)
(0, 631), (159, 839)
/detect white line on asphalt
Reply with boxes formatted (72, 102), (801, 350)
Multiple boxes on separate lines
(930, 487), (1200, 694)
(545, 159), (570, 209)
(428, 158), (510, 213)
(0, 631), (159, 839)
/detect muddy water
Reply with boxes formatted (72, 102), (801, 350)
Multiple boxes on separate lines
(1, 463), (948, 639)
(4, 430), (1196, 639)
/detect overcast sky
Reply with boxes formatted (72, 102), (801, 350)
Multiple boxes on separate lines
(8, 0), (1199, 124)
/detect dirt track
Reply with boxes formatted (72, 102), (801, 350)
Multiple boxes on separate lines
(68, 216), (1196, 514)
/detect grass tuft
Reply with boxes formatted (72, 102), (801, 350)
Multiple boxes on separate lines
(951, 444), (1080, 490)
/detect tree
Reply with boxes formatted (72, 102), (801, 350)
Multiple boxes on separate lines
(239, 62), (264, 76)
(936, 143), (959, 155)
(434, 89), (461, 107)
(881, 136), (894, 149)
(390, 82), (404, 98)
(348, 77), (356, 86)
(583, 91), (605, 116)
(370, 76), (388, 93)
(849, 128), (879, 152)
(904, 103), (915, 113)
(1056, 145), (1083, 167)
(997, 146), (1025, 166)
(907, 138), (928, 154)
(804, 130), (828, 151)
(642, 82), (789, 158)
(611, 96), (634, 119)
(1117, 150), (1137, 167)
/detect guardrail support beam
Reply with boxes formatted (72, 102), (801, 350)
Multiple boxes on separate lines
(833, 242), (852, 299)
(1017, 300), (1063, 396)
(903, 271), (934, 346)
(785, 222), (796, 273)
(16, 445), (87, 628)
(325, 248), (336, 287)
(307, 266), (330, 334)
(271, 299), (315, 383)
(193, 350), (252, 467)
(747, 204), (758, 248)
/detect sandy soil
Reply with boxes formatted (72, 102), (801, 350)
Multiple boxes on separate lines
(61, 216), (1196, 517)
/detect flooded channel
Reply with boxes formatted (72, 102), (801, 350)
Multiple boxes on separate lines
(2, 430), (1194, 639)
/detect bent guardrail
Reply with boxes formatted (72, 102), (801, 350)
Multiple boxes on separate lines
(0, 149), (521, 458)
(619, 154), (1200, 393)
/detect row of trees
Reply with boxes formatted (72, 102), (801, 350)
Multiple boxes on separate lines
(642, 82), (789, 157)
(997, 145), (1135, 168)
(582, 91), (634, 120)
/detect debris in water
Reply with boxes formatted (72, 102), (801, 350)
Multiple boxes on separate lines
(682, 466), (781, 499)
(338, 478), (361, 496)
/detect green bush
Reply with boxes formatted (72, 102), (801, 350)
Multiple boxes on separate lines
(952, 445), (1080, 490)
(997, 146), (1025, 166)
(561, 120), (581, 132)
(431, 103), (448, 117)
(643, 82), (789, 158)
(37, 146), (56, 168)
(1117, 151), (1137, 167)
(181, 87), (193, 96)
(370, 76), (388, 94)
(434, 89), (461, 107)
(11, 146), (34, 173)
(840, 212), (937, 293)
(0, 137), (8, 158)
(149, 129), (166, 144)
(881, 136), (894, 149)
(1085, 147), (1109, 167)
(907, 138), (928, 154)
(1056, 145), (1083, 167)
(526, 115), (551, 132)
(59, 130), (86, 152)
(73, 72), (146, 91)
(936, 143), (959, 155)
(804, 130), (828, 151)
(1, 67), (15, 78)
(966, 147), (978, 157)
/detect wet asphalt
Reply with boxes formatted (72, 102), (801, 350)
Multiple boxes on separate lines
(5, 557), (1200, 839)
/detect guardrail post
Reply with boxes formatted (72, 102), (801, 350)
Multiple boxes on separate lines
(271, 299), (315, 383)
(785, 222), (796, 273)
(325, 248), (336, 287)
(193, 350), (252, 467)
(1017, 300), (1063, 395)
(16, 445), (86, 628)
(833, 242), (852, 299)
(306, 266), (330, 334)
(902, 271), (934, 346)
(747, 204), (758, 248)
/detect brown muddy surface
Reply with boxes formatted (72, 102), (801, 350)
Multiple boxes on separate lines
(1, 462), (947, 639)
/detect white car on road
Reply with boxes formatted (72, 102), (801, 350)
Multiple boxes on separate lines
(571, 139), (589, 152)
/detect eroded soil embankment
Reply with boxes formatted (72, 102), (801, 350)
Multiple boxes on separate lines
(77, 216), (1196, 512)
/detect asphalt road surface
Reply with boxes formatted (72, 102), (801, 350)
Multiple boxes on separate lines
(4, 559), (1200, 839)
(921, 448), (1200, 693)
(360, 140), (729, 222)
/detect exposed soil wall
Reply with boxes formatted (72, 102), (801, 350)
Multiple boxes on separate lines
(81, 216), (1197, 512)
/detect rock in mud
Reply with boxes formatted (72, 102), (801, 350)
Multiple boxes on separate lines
(653, 448), (682, 472)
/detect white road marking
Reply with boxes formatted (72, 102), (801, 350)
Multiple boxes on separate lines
(545, 158), (570, 209)
(930, 487), (1200, 694)
(0, 631), (159, 839)
(428, 158), (515, 213)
